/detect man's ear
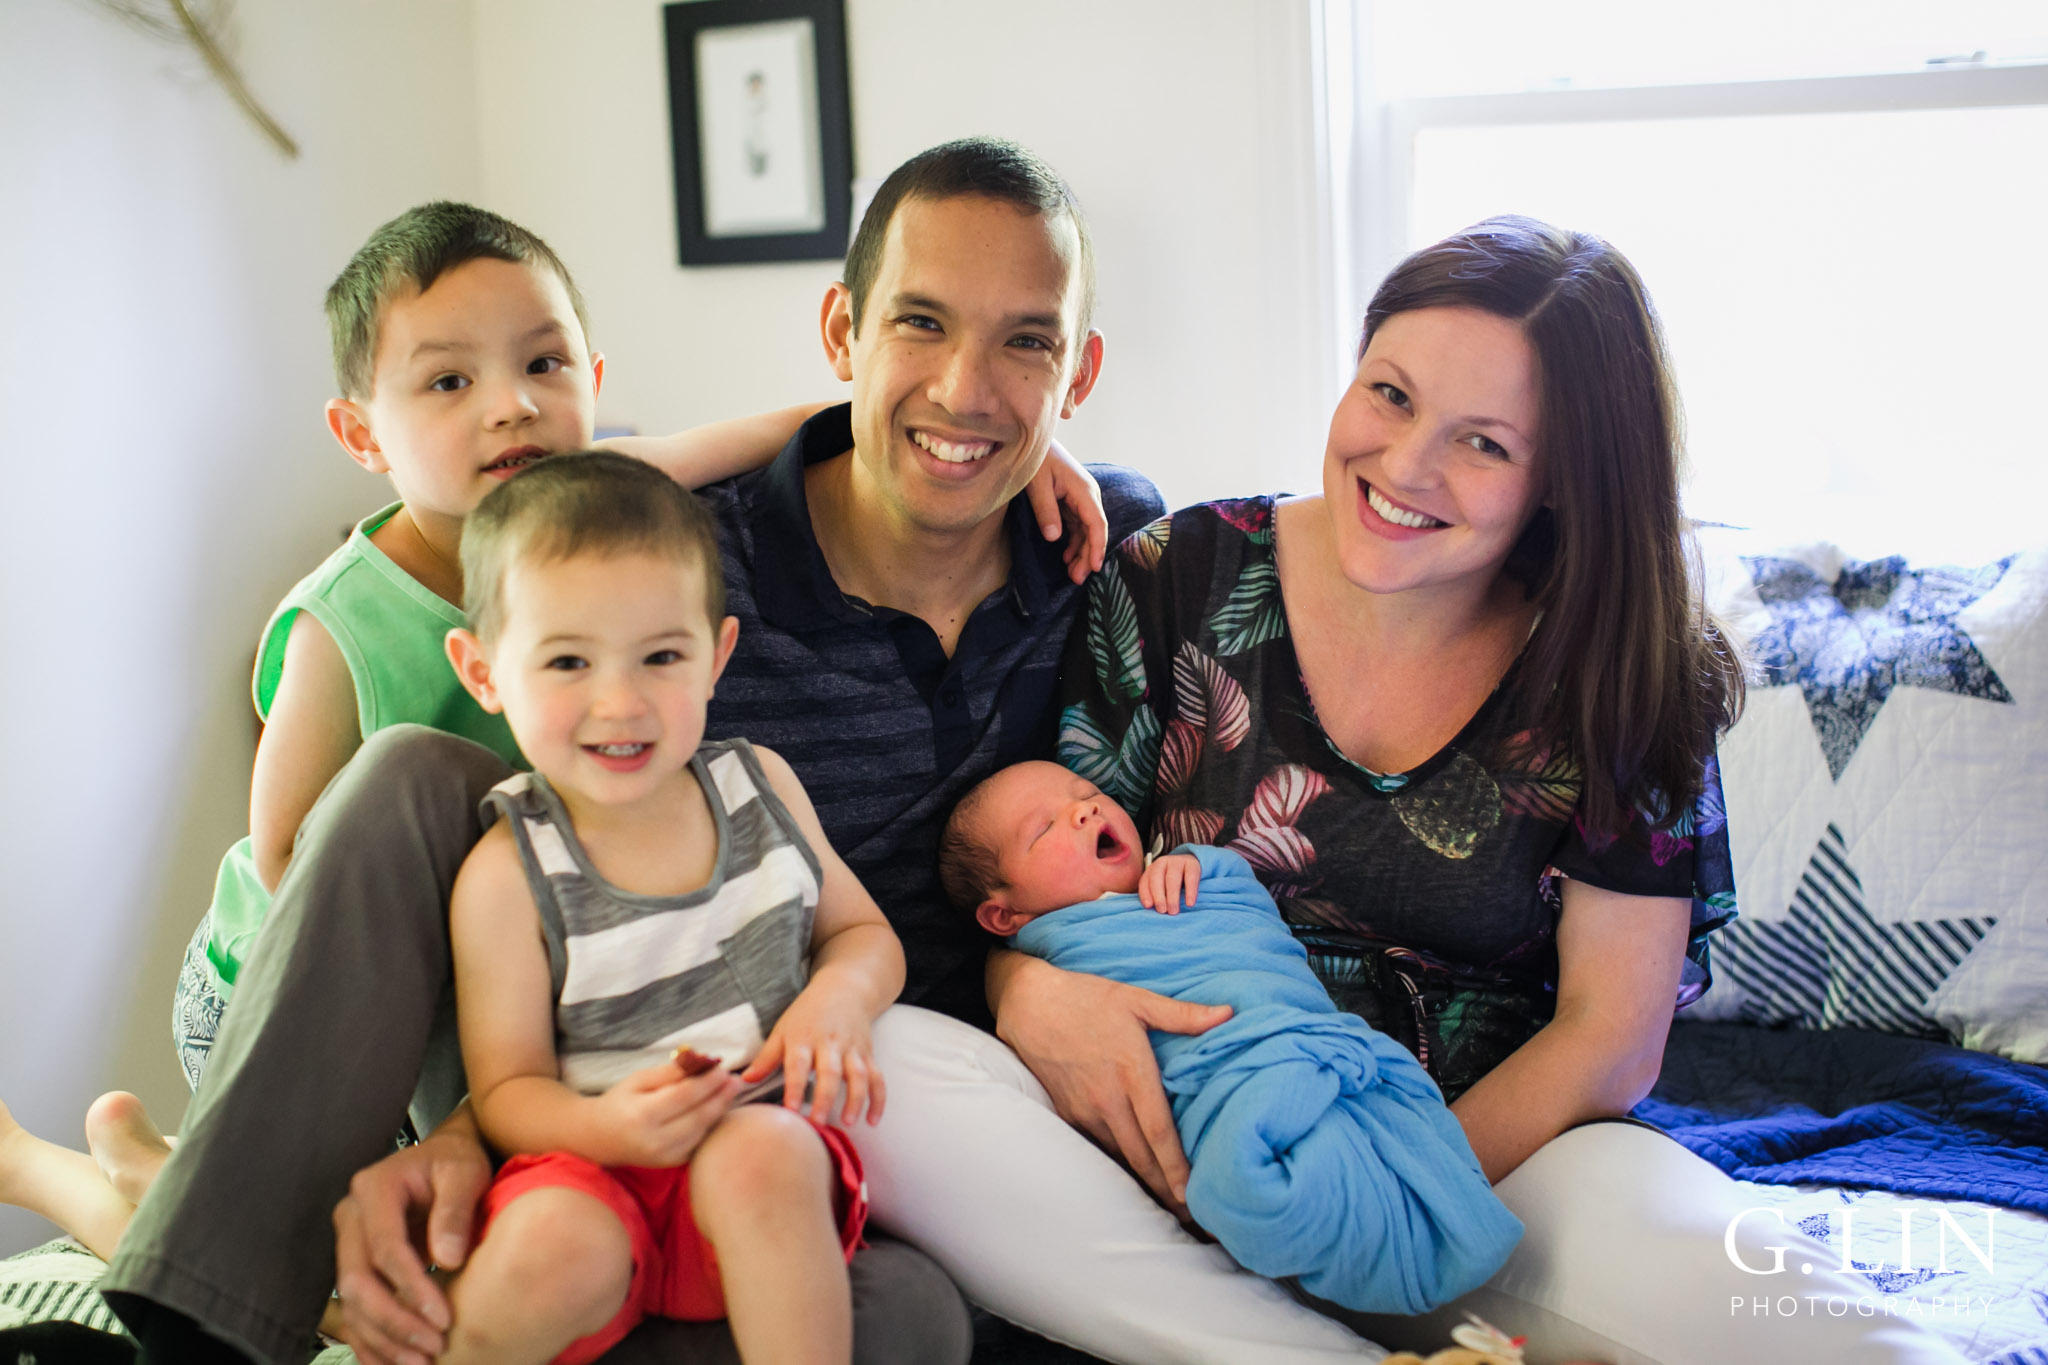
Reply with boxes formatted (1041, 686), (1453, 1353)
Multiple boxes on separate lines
(1060, 329), (1105, 419)
(821, 283), (856, 383)
(706, 615), (741, 692)
(445, 628), (502, 713)
(976, 898), (1030, 938)
(326, 398), (388, 474)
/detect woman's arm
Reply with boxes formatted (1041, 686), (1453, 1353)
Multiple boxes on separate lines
(1449, 880), (1691, 1182)
(248, 611), (361, 892)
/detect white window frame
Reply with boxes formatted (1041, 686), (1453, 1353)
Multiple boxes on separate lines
(1307, 2), (2048, 408)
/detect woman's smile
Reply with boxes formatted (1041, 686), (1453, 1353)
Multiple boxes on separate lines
(1358, 478), (1448, 536)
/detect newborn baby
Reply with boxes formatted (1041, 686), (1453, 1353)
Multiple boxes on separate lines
(938, 760), (1523, 1315)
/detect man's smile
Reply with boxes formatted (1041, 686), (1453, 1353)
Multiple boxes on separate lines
(909, 427), (1000, 465)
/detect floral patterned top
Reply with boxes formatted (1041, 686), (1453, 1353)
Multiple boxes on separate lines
(1057, 498), (1737, 1101)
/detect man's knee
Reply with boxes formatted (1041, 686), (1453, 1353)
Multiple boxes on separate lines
(849, 1235), (972, 1365)
(345, 724), (510, 807)
(298, 724), (511, 868)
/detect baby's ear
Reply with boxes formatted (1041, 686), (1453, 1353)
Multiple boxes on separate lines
(976, 898), (1029, 938)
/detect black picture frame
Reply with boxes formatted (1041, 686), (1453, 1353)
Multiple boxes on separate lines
(663, 0), (853, 266)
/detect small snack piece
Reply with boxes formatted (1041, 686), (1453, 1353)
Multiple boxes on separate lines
(1382, 1314), (1529, 1365)
(670, 1046), (721, 1078)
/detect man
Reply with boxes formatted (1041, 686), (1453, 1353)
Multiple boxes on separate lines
(96, 138), (1182, 1365)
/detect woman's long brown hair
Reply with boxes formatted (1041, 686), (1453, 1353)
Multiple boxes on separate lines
(1361, 215), (1744, 836)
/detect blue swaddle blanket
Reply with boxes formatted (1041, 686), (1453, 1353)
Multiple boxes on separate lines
(1011, 844), (1523, 1313)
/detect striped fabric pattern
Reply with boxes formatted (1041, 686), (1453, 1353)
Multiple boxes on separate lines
(1712, 823), (1998, 1038)
(486, 740), (822, 1094)
(0, 1241), (123, 1334)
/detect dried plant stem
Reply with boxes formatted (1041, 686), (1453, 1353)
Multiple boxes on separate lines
(165, 0), (298, 158)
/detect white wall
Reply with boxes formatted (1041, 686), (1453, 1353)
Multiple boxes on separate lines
(0, 0), (1330, 1256)
(474, 0), (1335, 512)
(0, 0), (483, 1255)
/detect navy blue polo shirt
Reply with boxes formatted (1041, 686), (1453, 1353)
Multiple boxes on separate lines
(698, 404), (1165, 1025)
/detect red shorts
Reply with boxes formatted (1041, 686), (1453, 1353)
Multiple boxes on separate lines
(478, 1118), (867, 1365)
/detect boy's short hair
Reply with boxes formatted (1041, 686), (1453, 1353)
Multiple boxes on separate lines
(937, 776), (1005, 913)
(326, 201), (590, 399)
(842, 137), (1095, 337)
(460, 452), (725, 643)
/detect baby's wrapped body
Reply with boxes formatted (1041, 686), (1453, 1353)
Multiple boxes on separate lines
(1010, 844), (1523, 1314)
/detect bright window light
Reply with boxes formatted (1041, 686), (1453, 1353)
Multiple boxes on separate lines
(1405, 103), (2048, 561)
(1373, 0), (2048, 97)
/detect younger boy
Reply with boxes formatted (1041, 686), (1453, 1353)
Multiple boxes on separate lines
(938, 760), (1524, 1317)
(438, 452), (902, 1365)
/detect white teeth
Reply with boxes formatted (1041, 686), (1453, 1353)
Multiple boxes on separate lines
(911, 429), (994, 464)
(592, 743), (646, 756)
(1366, 483), (1444, 529)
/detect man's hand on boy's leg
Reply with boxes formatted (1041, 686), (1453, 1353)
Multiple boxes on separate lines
(331, 1113), (491, 1365)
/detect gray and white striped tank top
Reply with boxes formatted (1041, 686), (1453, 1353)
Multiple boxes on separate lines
(483, 738), (822, 1095)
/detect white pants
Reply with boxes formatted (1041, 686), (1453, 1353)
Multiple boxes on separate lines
(859, 1006), (1968, 1365)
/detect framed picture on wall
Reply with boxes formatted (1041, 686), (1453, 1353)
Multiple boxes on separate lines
(663, 0), (853, 266)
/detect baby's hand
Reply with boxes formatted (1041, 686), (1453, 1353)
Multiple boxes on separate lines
(592, 1058), (740, 1167)
(742, 982), (885, 1127)
(1138, 853), (1202, 914)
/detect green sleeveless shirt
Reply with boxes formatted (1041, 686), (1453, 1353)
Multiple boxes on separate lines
(204, 503), (526, 991)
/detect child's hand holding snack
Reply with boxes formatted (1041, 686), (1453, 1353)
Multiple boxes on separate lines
(1138, 851), (1203, 914)
(588, 1056), (741, 1168)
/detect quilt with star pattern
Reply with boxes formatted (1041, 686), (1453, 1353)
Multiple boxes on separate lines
(1687, 531), (2048, 1064)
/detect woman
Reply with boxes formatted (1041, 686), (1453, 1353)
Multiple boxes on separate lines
(859, 218), (1962, 1363)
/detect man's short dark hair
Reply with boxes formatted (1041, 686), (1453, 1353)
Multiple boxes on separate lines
(326, 201), (590, 399)
(460, 452), (724, 644)
(843, 136), (1095, 338)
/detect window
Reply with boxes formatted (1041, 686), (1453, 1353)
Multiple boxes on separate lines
(1325, 3), (2048, 560)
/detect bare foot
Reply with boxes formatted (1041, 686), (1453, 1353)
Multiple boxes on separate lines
(84, 1092), (172, 1206)
(0, 1097), (134, 1260)
(0, 1097), (38, 1208)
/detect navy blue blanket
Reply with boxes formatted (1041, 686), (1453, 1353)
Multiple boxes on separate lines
(1635, 1021), (2048, 1214)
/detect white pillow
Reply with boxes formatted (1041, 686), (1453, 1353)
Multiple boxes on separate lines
(1689, 529), (2048, 1063)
